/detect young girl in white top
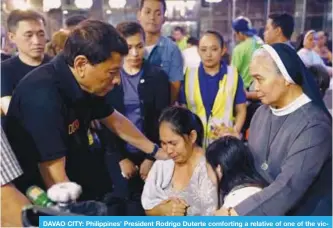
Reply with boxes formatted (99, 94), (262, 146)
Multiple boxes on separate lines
(206, 136), (268, 215)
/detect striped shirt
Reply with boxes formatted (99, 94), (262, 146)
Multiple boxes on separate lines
(1, 127), (23, 186)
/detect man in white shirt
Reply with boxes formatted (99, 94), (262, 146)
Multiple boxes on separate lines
(182, 37), (200, 73)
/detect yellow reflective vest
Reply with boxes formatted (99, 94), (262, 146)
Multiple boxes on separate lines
(185, 66), (239, 148)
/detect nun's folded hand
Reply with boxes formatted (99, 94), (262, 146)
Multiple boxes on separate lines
(213, 125), (241, 139)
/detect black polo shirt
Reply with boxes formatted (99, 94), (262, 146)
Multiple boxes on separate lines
(5, 54), (114, 200)
(1, 55), (51, 97)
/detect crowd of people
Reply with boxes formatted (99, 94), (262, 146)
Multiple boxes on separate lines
(0, 0), (332, 226)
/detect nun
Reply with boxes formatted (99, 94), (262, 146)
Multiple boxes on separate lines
(215, 43), (332, 216)
(296, 30), (332, 77)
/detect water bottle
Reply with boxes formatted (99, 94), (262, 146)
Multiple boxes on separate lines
(26, 186), (54, 207)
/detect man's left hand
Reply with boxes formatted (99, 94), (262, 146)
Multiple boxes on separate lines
(140, 159), (154, 181)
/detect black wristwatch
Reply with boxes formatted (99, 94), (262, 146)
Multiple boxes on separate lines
(149, 144), (159, 158)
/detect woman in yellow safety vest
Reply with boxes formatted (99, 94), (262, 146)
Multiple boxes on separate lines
(179, 31), (247, 148)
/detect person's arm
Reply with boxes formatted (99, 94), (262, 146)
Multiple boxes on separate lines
(233, 76), (247, 133)
(39, 157), (69, 188)
(170, 81), (181, 105)
(1, 64), (14, 115)
(234, 122), (332, 215)
(1, 96), (11, 115)
(1, 127), (31, 227)
(234, 103), (247, 134)
(20, 91), (70, 187)
(100, 110), (158, 157)
(178, 81), (187, 106)
(168, 47), (184, 104)
(1, 183), (31, 227)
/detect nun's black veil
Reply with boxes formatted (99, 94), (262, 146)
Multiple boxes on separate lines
(270, 43), (331, 120)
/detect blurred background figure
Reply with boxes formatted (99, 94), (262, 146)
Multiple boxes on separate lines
(64, 15), (88, 32)
(314, 31), (332, 66)
(182, 36), (200, 72)
(1, 27), (15, 61)
(232, 16), (263, 90)
(1, 9), (50, 115)
(172, 26), (188, 51)
(296, 30), (332, 77)
(45, 30), (69, 57)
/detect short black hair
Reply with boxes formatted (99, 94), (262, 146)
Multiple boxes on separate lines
(65, 15), (87, 28)
(206, 137), (268, 201)
(173, 26), (185, 34)
(116, 21), (145, 40)
(203, 30), (224, 47)
(7, 10), (45, 32)
(308, 65), (330, 98)
(269, 13), (294, 39)
(63, 20), (128, 67)
(187, 37), (199, 46)
(140, 0), (167, 13)
(159, 106), (204, 147)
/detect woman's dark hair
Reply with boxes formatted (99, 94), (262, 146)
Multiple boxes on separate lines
(203, 30), (224, 48)
(159, 107), (204, 147)
(308, 64), (330, 98)
(63, 20), (128, 67)
(65, 15), (87, 28)
(116, 21), (145, 40)
(206, 136), (267, 201)
(187, 37), (199, 46)
(295, 30), (315, 51)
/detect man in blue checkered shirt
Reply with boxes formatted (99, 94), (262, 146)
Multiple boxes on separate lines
(1, 127), (30, 227)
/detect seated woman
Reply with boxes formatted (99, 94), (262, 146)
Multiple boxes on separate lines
(179, 31), (247, 148)
(141, 107), (218, 216)
(206, 136), (268, 213)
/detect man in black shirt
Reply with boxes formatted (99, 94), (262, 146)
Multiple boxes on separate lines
(5, 20), (166, 202)
(1, 52), (12, 61)
(1, 10), (49, 115)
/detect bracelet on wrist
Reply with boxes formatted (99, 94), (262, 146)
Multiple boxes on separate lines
(149, 143), (159, 158)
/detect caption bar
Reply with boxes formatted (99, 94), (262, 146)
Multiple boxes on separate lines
(40, 216), (332, 228)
